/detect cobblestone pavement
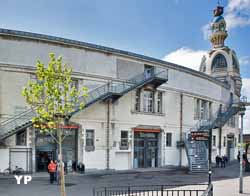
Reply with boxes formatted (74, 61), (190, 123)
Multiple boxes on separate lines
(0, 162), (249, 196)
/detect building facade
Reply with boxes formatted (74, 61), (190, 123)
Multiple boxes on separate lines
(0, 6), (242, 172)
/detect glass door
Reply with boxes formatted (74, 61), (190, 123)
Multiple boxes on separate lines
(134, 132), (158, 168)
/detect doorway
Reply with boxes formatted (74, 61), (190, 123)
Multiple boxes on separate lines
(134, 132), (159, 168)
(36, 150), (55, 172)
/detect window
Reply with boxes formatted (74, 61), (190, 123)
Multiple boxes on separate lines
(157, 92), (163, 113)
(135, 90), (140, 112)
(194, 99), (200, 119)
(16, 131), (26, 146)
(120, 131), (129, 150)
(223, 136), (226, 147)
(213, 135), (216, 147)
(143, 90), (154, 112)
(166, 133), (172, 147)
(209, 102), (212, 120)
(85, 129), (94, 151)
(71, 80), (79, 91)
(200, 100), (207, 120)
(194, 98), (212, 120)
(212, 54), (227, 71)
(144, 65), (154, 79)
(232, 55), (239, 71)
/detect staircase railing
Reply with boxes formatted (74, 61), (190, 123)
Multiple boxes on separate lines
(0, 67), (168, 139)
(184, 98), (241, 172)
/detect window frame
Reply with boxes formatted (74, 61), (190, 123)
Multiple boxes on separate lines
(166, 132), (172, 147)
(213, 135), (216, 147)
(16, 131), (27, 146)
(157, 91), (163, 113)
(85, 129), (95, 151)
(120, 130), (129, 150)
(143, 90), (154, 113)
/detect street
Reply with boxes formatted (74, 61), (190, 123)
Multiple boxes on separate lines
(0, 162), (250, 196)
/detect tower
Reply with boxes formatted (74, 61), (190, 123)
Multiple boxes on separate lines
(199, 5), (242, 97)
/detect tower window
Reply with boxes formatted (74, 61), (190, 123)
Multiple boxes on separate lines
(211, 54), (227, 71)
(232, 55), (239, 71)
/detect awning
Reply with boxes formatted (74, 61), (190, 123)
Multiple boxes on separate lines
(133, 125), (162, 133)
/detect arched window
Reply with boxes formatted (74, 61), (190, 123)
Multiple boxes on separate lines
(212, 54), (227, 71)
(232, 55), (239, 71)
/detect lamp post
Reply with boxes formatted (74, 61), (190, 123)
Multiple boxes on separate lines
(239, 109), (245, 193)
(208, 129), (213, 186)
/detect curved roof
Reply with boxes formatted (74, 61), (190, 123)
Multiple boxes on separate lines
(0, 28), (229, 89)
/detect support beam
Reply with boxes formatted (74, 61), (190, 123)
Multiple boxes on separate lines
(239, 111), (245, 193)
(179, 93), (183, 167)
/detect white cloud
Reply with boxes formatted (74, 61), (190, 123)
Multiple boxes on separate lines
(201, 24), (211, 40)
(162, 47), (206, 70)
(239, 56), (250, 65)
(163, 48), (250, 133)
(242, 78), (250, 133)
(202, 0), (250, 39)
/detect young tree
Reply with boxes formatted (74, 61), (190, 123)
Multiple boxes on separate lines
(22, 53), (88, 196)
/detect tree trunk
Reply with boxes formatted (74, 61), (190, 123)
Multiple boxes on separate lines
(59, 129), (66, 196)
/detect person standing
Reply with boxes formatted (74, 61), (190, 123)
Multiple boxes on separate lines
(48, 160), (56, 184)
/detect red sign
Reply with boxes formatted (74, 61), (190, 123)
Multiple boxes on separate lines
(191, 131), (209, 141)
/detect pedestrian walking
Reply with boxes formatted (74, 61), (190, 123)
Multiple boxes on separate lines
(54, 160), (58, 182)
(221, 155), (226, 168)
(216, 155), (220, 167)
(48, 160), (56, 184)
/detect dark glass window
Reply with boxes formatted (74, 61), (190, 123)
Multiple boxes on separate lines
(232, 55), (239, 70)
(16, 131), (26, 146)
(120, 131), (129, 150)
(157, 92), (163, 113)
(213, 135), (216, 146)
(212, 54), (227, 71)
(166, 133), (172, 147)
(143, 90), (154, 112)
(86, 129), (94, 151)
(135, 90), (140, 112)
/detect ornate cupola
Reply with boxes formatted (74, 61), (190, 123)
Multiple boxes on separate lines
(199, 4), (242, 97)
(209, 6), (228, 48)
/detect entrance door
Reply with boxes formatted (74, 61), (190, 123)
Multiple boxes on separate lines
(134, 132), (158, 168)
(36, 150), (54, 172)
(227, 137), (235, 161)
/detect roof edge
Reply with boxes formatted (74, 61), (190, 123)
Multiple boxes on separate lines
(0, 28), (230, 89)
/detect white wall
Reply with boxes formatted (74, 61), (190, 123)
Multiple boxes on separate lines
(0, 149), (9, 172)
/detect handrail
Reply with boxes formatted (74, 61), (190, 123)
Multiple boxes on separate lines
(0, 108), (34, 125)
(0, 67), (168, 139)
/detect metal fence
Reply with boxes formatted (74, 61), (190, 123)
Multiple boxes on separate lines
(93, 184), (213, 196)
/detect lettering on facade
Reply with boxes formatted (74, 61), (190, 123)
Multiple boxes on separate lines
(191, 131), (209, 141)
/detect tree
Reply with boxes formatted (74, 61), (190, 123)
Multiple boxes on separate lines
(22, 53), (88, 196)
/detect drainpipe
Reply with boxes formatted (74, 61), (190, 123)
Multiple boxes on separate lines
(218, 104), (222, 156)
(179, 93), (183, 167)
(219, 127), (222, 156)
(106, 96), (111, 170)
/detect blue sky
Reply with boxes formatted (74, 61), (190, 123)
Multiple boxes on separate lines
(1, 0), (250, 131)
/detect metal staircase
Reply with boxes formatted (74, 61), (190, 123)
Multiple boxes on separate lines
(0, 67), (168, 140)
(184, 101), (242, 173)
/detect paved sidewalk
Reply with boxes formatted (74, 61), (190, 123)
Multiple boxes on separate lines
(213, 176), (250, 196)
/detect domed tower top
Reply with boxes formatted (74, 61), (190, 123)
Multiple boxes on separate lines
(210, 5), (228, 48)
(199, 4), (242, 97)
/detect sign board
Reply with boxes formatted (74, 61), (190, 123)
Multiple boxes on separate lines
(191, 131), (209, 141)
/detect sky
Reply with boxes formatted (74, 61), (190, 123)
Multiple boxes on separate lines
(0, 0), (250, 132)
